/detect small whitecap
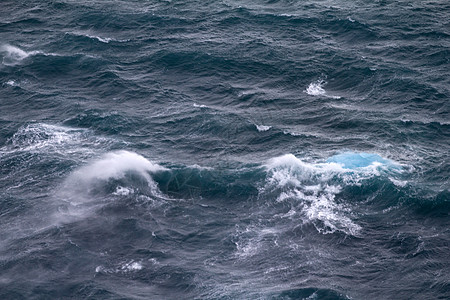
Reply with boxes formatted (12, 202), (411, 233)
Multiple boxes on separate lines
(85, 34), (129, 43)
(5, 80), (17, 86)
(95, 266), (103, 273)
(305, 80), (326, 96)
(305, 80), (341, 99)
(255, 124), (271, 132)
(113, 186), (134, 196)
(90, 35), (112, 43)
(193, 103), (207, 108)
(121, 261), (143, 271)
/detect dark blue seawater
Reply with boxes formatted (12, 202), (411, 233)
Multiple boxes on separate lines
(1, 0), (449, 299)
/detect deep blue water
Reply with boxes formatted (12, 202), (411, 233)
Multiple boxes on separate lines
(0, 1), (449, 299)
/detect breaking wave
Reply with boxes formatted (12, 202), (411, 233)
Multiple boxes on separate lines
(0, 44), (55, 66)
(261, 152), (403, 235)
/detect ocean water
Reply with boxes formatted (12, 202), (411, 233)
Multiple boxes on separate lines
(0, 0), (449, 299)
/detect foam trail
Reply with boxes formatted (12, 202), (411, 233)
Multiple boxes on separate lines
(86, 34), (112, 43)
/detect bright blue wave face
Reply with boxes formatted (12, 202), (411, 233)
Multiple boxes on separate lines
(326, 152), (392, 169)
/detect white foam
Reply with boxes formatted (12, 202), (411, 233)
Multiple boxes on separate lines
(266, 154), (345, 183)
(66, 31), (129, 43)
(263, 153), (402, 235)
(120, 261), (143, 271)
(390, 178), (408, 187)
(305, 80), (340, 99)
(1, 44), (43, 66)
(255, 124), (271, 132)
(69, 150), (167, 184)
(5, 80), (17, 86)
(113, 186), (134, 196)
(89, 35), (112, 43)
(193, 103), (207, 108)
(95, 260), (143, 274)
(305, 80), (326, 96)
(55, 151), (168, 223)
(6, 123), (85, 152)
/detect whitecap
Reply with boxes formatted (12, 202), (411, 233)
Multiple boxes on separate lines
(0, 44), (43, 66)
(89, 35), (112, 43)
(193, 103), (207, 108)
(305, 80), (326, 96)
(5, 80), (17, 86)
(305, 80), (340, 99)
(113, 186), (134, 196)
(66, 150), (167, 189)
(255, 124), (271, 132)
(55, 151), (168, 224)
(262, 152), (403, 235)
(120, 261), (143, 271)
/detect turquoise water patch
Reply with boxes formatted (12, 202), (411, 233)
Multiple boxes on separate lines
(326, 152), (393, 169)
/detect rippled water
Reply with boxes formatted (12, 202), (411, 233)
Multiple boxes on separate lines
(1, 1), (449, 299)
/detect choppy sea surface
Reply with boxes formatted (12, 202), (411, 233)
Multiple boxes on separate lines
(1, 1), (449, 299)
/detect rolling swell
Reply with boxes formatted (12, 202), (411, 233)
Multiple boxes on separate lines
(1, 0), (449, 299)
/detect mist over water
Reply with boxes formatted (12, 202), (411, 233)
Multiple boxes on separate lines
(1, 1), (449, 299)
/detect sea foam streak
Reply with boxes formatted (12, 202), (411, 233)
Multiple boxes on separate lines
(7, 123), (84, 151)
(2, 123), (112, 157)
(66, 31), (129, 43)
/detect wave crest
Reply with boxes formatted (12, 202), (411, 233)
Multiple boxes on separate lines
(305, 79), (341, 99)
(262, 152), (402, 235)
(0, 44), (44, 66)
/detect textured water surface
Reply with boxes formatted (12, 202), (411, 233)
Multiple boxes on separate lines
(1, 0), (449, 299)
